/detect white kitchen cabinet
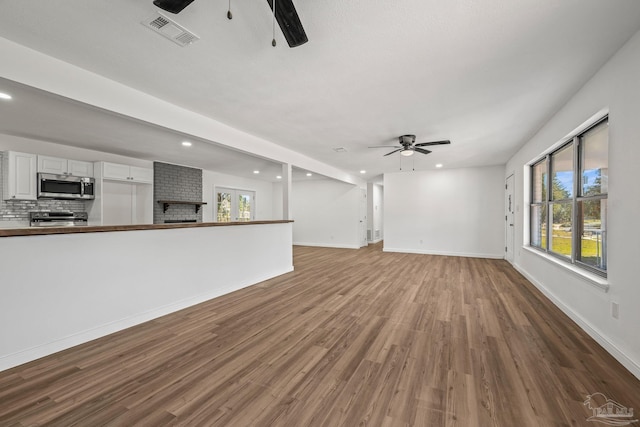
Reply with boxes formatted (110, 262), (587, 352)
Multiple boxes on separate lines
(101, 180), (153, 226)
(68, 160), (94, 177)
(102, 162), (130, 181)
(102, 162), (152, 183)
(37, 155), (94, 177)
(2, 151), (37, 200)
(130, 166), (153, 183)
(37, 156), (65, 175)
(88, 161), (154, 226)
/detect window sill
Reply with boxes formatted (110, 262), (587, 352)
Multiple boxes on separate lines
(522, 246), (610, 292)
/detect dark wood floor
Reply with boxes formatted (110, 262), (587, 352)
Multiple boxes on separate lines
(1, 243), (638, 426)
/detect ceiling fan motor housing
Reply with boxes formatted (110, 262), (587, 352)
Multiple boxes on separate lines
(400, 134), (416, 146)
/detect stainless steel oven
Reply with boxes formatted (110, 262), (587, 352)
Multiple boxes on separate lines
(30, 211), (88, 227)
(37, 173), (95, 200)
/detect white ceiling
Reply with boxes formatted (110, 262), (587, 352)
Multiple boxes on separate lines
(0, 76), (303, 182)
(0, 0), (639, 181)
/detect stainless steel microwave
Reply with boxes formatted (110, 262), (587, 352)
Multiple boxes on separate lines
(37, 173), (95, 200)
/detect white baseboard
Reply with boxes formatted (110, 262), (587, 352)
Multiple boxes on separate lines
(383, 247), (505, 259)
(0, 266), (294, 373)
(513, 263), (640, 380)
(293, 242), (360, 249)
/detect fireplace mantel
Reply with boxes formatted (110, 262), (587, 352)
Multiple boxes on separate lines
(157, 200), (207, 213)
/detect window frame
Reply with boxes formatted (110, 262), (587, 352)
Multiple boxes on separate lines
(529, 158), (548, 249)
(529, 116), (608, 277)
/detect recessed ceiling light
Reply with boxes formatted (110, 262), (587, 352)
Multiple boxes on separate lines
(360, 170), (366, 174)
(181, 141), (192, 147)
(0, 92), (12, 100)
(306, 173), (312, 177)
(276, 175), (282, 179)
(253, 170), (260, 174)
(435, 163), (443, 168)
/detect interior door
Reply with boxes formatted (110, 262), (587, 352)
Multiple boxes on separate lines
(505, 174), (515, 262)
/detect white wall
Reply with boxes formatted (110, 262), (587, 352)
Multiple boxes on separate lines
(292, 179), (361, 249)
(0, 222), (293, 372)
(384, 166), (505, 258)
(506, 29), (640, 379)
(202, 170), (279, 222)
(272, 181), (284, 220)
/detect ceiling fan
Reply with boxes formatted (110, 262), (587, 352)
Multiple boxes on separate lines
(152, 0), (308, 47)
(370, 135), (451, 157)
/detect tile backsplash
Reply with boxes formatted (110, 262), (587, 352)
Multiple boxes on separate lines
(0, 152), (88, 226)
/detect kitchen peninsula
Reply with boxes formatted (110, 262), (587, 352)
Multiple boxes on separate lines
(0, 219), (292, 237)
(0, 220), (294, 372)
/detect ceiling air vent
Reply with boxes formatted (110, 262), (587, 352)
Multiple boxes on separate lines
(141, 13), (199, 47)
(333, 147), (348, 153)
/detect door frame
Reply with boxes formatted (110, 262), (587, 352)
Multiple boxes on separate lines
(359, 188), (368, 247)
(505, 173), (515, 263)
(215, 186), (256, 222)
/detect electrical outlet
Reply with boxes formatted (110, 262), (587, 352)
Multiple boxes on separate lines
(612, 302), (620, 319)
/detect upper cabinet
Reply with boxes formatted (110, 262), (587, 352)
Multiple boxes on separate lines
(102, 162), (153, 184)
(38, 155), (94, 177)
(68, 160), (94, 177)
(130, 166), (153, 184)
(2, 151), (37, 200)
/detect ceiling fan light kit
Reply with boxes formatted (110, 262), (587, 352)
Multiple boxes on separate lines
(400, 149), (414, 157)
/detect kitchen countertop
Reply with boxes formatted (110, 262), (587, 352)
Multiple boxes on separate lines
(0, 220), (294, 237)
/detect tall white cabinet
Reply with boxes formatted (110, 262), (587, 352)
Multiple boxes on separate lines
(2, 151), (37, 200)
(89, 162), (153, 226)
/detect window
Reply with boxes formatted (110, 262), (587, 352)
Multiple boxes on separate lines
(215, 187), (255, 222)
(529, 117), (608, 275)
(530, 159), (547, 248)
(550, 144), (574, 259)
(216, 191), (232, 222)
